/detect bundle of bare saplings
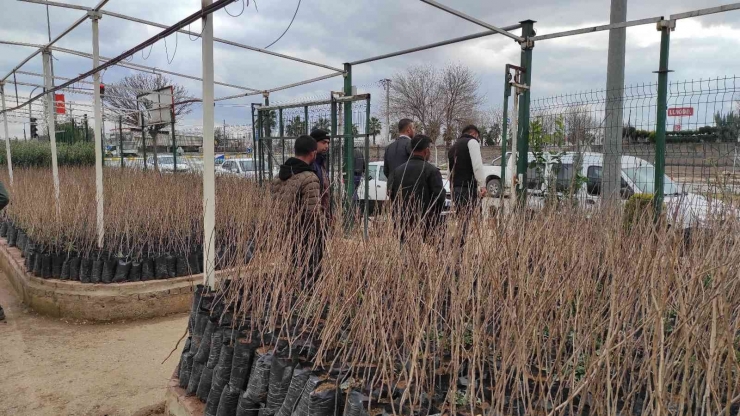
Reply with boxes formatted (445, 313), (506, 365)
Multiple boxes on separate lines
(0, 168), (257, 283)
(174, 193), (740, 416)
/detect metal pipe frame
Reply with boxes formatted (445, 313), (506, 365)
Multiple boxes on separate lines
(349, 24), (522, 66)
(2, 0), (110, 82)
(257, 93), (370, 112)
(420, 0), (524, 42)
(1, 0), (241, 115)
(0, 40), (259, 92)
(19, 0), (344, 73)
(533, 17), (663, 41)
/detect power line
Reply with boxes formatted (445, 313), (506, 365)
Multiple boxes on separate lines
(225, 0), (246, 17)
(264, 0), (301, 49)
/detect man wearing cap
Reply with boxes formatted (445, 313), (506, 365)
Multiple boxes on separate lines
(388, 134), (446, 243)
(310, 129), (332, 221)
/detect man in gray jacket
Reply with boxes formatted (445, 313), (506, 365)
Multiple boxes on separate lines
(0, 180), (9, 322)
(383, 118), (415, 179)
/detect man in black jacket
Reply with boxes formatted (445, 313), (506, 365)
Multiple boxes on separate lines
(388, 135), (446, 243)
(383, 118), (415, 179)
(0, 180), (9, 322)
(448, 125), (486, 247)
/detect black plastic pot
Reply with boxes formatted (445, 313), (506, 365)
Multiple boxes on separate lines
(0, 221), (7, 237)
(17, 231), (26, 253)
(155, 255), (169, 280)
(41, 254), (52, 279)
(142, 258), (155, 281)
(101, 257), (117, 284)
(69, 257), (81, 281)
(166, 254), (177, 278)
(51, 254), (64, 279)
(60, 257), (71, 281)
(129, 261), (142, 282)
(7, 224), (17, 247)
(176, 255), (189, 277)
(188, 252), (200, 275)
(113, 259), (131, 283)
(90, 259), (103, 283)
(79, 257), (92, 283)
(32, 253), (42, 277)
(25, 248), (36, 272)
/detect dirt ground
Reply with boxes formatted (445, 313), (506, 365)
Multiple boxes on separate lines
(0, 272), (188, 416)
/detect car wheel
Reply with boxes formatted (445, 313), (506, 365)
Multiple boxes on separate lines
(486, 178), (502, 197)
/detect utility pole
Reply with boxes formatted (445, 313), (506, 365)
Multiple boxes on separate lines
(47, 5), (55, 88)
(43, 50), (60, 214)
(380, 79), (391, 143)
(201, 0), (216, 290)
(603, 0), (628, 203)
(91, 10), (105, 249)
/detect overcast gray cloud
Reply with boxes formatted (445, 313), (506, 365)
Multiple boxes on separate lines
(2, 0), (740, 137)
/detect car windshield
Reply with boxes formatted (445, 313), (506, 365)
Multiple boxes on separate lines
(239, 161), (254, 172)
(159, 157), (174, 165)
(622, 166), (681, 195)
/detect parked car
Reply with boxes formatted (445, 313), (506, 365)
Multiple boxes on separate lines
(144, 155), (191, 172)
(511, 151), (733, 230)
(216, 158), (258, 179)
(357, 161), (452, 215)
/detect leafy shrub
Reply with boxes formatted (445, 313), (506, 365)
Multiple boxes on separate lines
(0, 141), (95, 167)
(623, 193), (654, 230)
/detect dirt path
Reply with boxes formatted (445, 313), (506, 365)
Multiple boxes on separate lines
(0, 272), (188, 416)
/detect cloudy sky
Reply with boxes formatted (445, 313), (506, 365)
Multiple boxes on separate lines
(1, 0), (740, 138)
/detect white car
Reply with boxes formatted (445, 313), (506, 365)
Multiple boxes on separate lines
(357, 161), (452, 215)
(513, 151), (733, 230)
(216, 158), (258, 179)
(144, 155), (191, 172)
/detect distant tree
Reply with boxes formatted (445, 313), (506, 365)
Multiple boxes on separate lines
(368, 117), (382, 145)
(285, 116), (306, 137)
(103, 73), (193, 170)
(312, 117), (331, 132)
(715, 112), (740, 142)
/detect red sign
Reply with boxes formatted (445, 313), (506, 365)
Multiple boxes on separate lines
(54, 94), (65, 115)
(673, 124), (681, 132)
(668, 107), (694, 117)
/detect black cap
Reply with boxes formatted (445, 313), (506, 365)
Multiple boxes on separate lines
(310, 129), (330, 142)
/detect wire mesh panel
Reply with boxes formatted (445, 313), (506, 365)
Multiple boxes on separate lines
(527, 76), (739, 225)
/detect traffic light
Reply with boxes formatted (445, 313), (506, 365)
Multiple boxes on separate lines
(30, 117), (38, 138)
(99, 83), (105, 96)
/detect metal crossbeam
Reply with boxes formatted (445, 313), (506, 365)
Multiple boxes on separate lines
(350, 23), (521, 66)
(533, 17), (663, 41)
(419, 0), (524, 43)
(18, 0), (344, 73)
(670, 3), (740, 20)
(2, 0), (109, 82)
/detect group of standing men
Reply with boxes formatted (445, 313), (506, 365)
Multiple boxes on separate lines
(269, 118), (488, 280)
(383, 118), (488, 242)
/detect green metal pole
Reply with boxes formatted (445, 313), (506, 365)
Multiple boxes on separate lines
(330, 97), (338, 213)
(140, 112), (147, 171)
(654, 20), (673, 221)
(304, 105), (309, 134)
(343, 63), (354, 228)
(279, 108), (284, 165)
(119, 115), (124, 168)
(364, 96), (370, 239)
(501, 71), (511, 196)
(171, 107), (177, 173)
(250, 104), (258, 181)
(257, 108), (263, 186)
(264, 95), (273, 180)
(516, 21), (536, 203)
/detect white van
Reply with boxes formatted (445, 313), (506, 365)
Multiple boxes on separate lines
(509, 151), (732, 230)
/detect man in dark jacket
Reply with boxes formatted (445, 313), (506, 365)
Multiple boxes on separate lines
(383, 118), (415, 179)
(310, 129), (331, 221)
(0, 180), (8, 322)
(448, 125), (486, 247)
(271, 135), (323, 285)
(388, 135), (446, 243)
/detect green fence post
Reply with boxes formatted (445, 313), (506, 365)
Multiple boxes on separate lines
(364, 96), (371, 239)
(264, 95), (273, 180)
(119, 115), (124, 168)
(654, 19), (674, 221)
(343, 63), (354, 229)
(250, 104), (259, 182)
(330, 97), (338, 213)
(501, 68), (511, 197)
(304, 105), (309, 135)
(140, 112), (147, 171)
(516, 21), (536, 203)
(279, 108), (284, 165)
(257, 107), (263, 186)
(171, 108), (177, 173)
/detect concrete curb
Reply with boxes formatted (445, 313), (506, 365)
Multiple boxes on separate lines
(165, 375), (204, 416)
(0, 239), (201, 322)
